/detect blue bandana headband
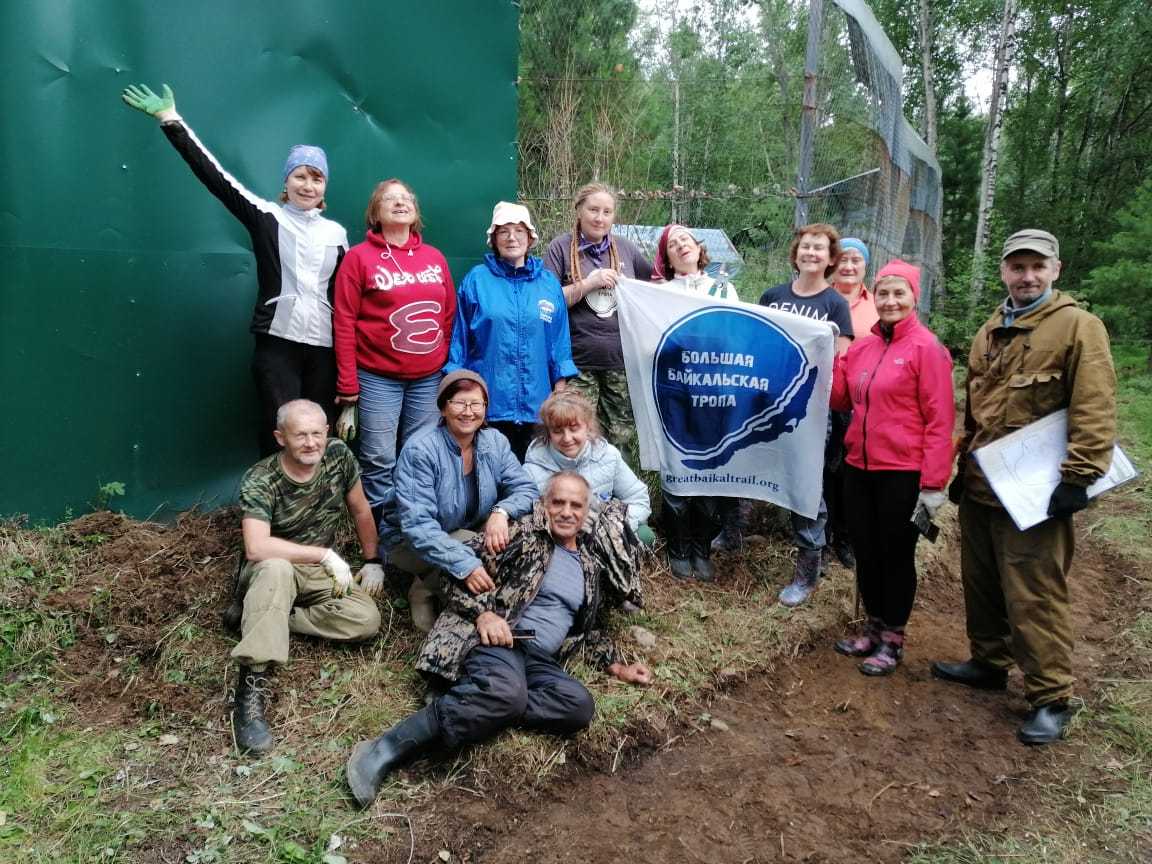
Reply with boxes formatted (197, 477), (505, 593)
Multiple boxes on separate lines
(839, 237), (870, 266)
(282, 144), (329, 183)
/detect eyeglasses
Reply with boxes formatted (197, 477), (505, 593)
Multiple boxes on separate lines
(494, 226), (529, 241)
(381, 192), (414, 204)
(446, 399), (486, 412)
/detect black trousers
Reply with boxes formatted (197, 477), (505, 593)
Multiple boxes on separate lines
(843, 465), (922, 628)
(662, 491), (721, 557)
(824, 410), (852, 546)
(489, 421), (536, 463)
(250, 334), (338, 455)
(433, 644), (595, 749)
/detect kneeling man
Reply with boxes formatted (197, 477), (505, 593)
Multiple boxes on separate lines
(346, 471), (651, 809)
(231, 399), (383, 753)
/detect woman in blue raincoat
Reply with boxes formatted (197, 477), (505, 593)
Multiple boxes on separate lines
(446, 202), (578, 460)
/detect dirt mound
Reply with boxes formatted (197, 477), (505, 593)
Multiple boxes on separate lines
(42, 509), (241, 721)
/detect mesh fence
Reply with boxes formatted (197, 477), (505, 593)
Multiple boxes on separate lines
(517, 0), (942, 305)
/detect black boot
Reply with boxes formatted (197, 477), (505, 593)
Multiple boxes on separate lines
(1018, 701), (1072, 745)
(232, 666), (274, 754)
(222, 554), (246, 633)
(930, 659), (1008, 691)
(689, 541), (716, 582)
(662, 499), (695, 580)
(346, 706), (440, 809)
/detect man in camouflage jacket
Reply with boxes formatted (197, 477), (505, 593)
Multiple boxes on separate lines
(346, 471), (651, 809)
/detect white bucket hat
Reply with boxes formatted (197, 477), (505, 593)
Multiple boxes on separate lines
(486, 201), (539, 246)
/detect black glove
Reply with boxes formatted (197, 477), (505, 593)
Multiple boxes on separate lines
(948, 468), (966, 505)
(1047, 481), (1089, 518)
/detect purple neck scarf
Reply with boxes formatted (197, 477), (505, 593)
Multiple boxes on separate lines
(578, 233), (612, 265)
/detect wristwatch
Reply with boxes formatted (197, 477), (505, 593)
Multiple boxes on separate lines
(490, 506), (509, 518)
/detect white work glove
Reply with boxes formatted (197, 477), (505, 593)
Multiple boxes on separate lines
(357, 562), (385, 597)
(336, 404), (358, 442)
(916, 490), (948, 520)
(320, 548), (354, 597)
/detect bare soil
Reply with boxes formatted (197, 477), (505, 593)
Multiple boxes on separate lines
(372, 519), (1146, 863)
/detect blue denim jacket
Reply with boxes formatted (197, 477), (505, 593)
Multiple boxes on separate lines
(383, 425), (538, 579)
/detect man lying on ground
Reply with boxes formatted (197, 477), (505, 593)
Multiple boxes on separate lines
(229, 399), (382, 754)
(345, 470), (651, 809)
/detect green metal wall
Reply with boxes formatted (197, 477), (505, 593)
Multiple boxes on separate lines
(1, 1), (519, 523)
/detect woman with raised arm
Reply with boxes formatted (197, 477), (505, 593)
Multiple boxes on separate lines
(333, 179), (456, 523)
(543, 183), (652, 464)
(122, 83), (348, 455)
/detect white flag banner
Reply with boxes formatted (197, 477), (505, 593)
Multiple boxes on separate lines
(616, 278), (836, 519)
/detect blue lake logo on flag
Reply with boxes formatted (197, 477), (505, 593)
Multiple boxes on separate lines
(652, 307), (818, 470)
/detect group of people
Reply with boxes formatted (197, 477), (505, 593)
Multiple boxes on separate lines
(121, 81), (1118, 806)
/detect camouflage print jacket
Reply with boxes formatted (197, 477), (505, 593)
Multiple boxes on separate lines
(416, 499), (643, 683)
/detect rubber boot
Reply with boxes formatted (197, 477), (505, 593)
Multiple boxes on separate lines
(711, 499), (750, 553)
(859, 629), (905, 676)
(232, 666), (274, 754)
(834, 616), (882, 657)
(689, 541), (716, 582)
(663, 503), (695, 580)
(408, 577), (438, 633)
(779, 548), (823, 607)
(346, 706), (440, 809)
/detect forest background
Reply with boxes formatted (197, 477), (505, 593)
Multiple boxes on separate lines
(515, 0), (1152, 355)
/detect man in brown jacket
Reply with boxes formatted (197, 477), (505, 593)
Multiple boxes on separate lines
(932, 229), (1116, 745)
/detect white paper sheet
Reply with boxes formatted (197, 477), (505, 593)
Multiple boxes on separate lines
(972, 409), (1139, 530)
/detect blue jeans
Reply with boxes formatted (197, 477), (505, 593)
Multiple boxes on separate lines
(791, 496), (828, 550)
(357, 369), (441, 508)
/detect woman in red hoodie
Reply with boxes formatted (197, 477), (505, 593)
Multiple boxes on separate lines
(334, 179), (456, 520)
(830, 260), (954, 675)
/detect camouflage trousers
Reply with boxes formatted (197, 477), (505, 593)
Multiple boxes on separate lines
(230, 559), (381, 668)
(568, 369), (637, 468)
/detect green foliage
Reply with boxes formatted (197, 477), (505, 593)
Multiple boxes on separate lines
(90, 481), (126, 513)
(1081, 179), (1152, 341)
(997, 0), (1152, 291)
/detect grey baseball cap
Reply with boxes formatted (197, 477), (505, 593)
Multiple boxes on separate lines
(1002, 229), (1059, 259)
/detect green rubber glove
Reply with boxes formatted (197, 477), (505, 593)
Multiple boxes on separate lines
(121, 83), (176, 117)
(635, 524), (656, 546)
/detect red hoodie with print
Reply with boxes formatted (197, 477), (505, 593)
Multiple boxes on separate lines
(333, 230), (456, 394)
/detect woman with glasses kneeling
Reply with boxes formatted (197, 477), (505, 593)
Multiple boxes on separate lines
(380, 370), (538, 631)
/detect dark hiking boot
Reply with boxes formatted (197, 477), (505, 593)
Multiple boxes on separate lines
(834, 617), (882, 657)
(222, 554), (247, 633)
(779, 548), (823, 607)
(930, 659), (1008, 691)
(859, 630), (905, 676)
(346, 706), (440, 809)
(232, 667), (274, 754)
(1018, 701), (1072, 745)
(222, 594), (244, 634)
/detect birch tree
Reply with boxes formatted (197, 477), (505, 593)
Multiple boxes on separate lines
(970, 0), (1018, 299)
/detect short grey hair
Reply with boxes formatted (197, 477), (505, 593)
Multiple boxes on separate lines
(275, 399), (327, 431)
(543, 470), (591, 504)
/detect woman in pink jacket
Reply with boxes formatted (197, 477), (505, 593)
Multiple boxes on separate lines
(829, 260), (954, 675)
